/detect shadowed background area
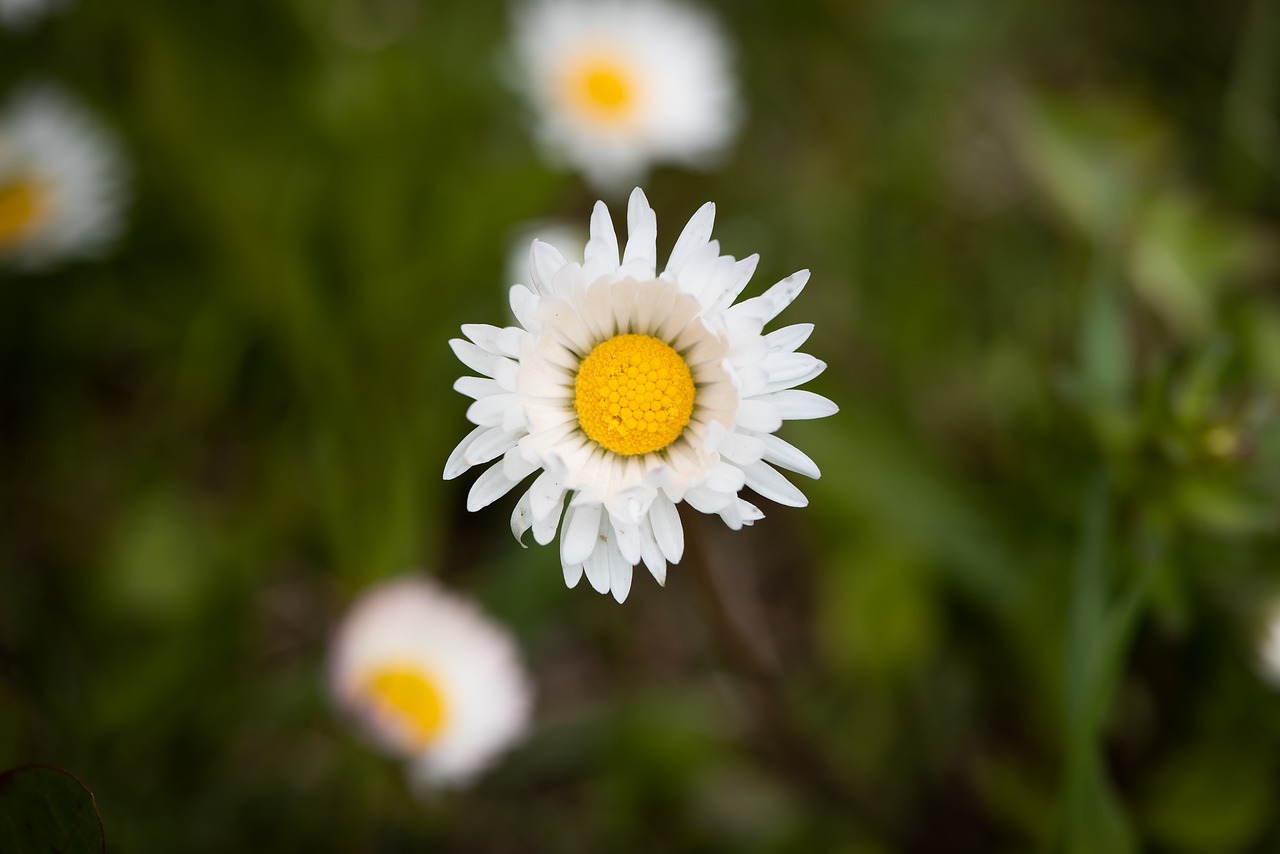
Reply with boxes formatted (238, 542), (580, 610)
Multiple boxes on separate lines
(3, 0), (1280, 850)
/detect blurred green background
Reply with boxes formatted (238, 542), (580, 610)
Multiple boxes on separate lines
(3, 0), (1280, 850)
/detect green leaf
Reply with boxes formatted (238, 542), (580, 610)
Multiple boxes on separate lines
(0, 766), (105, 854)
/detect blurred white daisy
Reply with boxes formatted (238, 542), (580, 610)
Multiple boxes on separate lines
(328, 576), (533, 787)
(0, 84), (128, 271)
(508, 0), (739, 192)
(1259, 604), (1280, 688)
(0, 0), (68, 30)
(446, 188), (836, 603)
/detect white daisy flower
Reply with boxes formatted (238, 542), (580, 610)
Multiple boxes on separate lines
(0, 0), (68, 30)
(0, 84), (128, 271)
(446, 188), (837, 603)
(1259, 604), (1280, 688)
(328, 576), (533, 787)
(509, 0), (740, 192)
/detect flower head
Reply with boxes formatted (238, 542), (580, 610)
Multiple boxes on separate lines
(0, 84), (128, 271)
(446, 189), (837, 603)
(508, 0), (739, 191)
(328, 576), (533, 787)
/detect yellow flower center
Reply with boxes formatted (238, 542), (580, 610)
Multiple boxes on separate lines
(0, 175), (49, 250)
(360, 665), (447, 750)
(574, 334), (695, 456)
(564, 58), (636, 122)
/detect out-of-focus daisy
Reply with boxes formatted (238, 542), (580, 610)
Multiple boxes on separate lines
(328, 576), (532, 787)
(0, 84), (128, 271)
(446, 188), (836, 603)
(0, 0), (67, 30)
(508, 0), (739, 192)
(1259, 604), (1280, 688)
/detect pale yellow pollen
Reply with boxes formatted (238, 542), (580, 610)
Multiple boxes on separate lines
(359, 664), (447, 750)
(0, 174), (50, 251)
(563, 57), (636, 122)
(574, 334), (695, 456)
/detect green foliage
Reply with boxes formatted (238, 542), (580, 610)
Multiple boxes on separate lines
(0, 766), (104, 854)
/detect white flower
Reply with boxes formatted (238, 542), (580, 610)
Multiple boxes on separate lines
(446, 188), (837, 603)
(328, 576), (533, 787)
(0, 0), (68, 30)
(508, 0), (739, 191)
(0, 84), (128, 271)
(1259, 604), (1280, 688)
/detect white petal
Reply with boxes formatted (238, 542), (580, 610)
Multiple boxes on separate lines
(609, 541), (633, 603)
(563, 559), (584, 588)
(704, 461), (746, 495)
(717, 431), (765, 467)
(528, 469), (567, 520)
(583, 200), (620, 278)
(621, 188), (657, 278)
(743, 461), (808, 507)
(467, 427), (524, 468)
(638, 519), (667, 586)
(764, 323), (815, 354)
(649, 492), (684, 564)
(609, 278), (640, 336)
(560, 502), (603, 566)
(763, 354), (826, 390)
(466, 452), (537, 512)
(729, 269), (810, 325)
(583, 535), (610, 594)
(466, 393), (519, 428)
(664, 201), (715, 277)
(533, 504), (562, 545)
(752, 431), (821, 479)
(676, 239), (721, 295)
(540, 297), (597, 355)
(718, 496), (764, 530)
(461, 323), (524, 358)
(450, 339), (519, 385)
(529, 240), (568, 294)
(761, 389), (838, 421)
(510, 491), (533, 545)
(632, 280), (677, 336)
(454, 376), (503, 400)
(503, 448), (540, 481)
(611, 516), (642, 565)
(509, 284), (540, 330)
(583, 278), (620, 343)
(443, 424), (487, 479)
(736, 399), (783, 433)
(720, 255), (760, 310)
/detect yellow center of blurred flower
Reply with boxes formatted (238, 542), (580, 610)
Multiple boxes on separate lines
(0, 175), (49, 250)
(574, 334), (695, 456)
(565, 59), (636, 122)
(361, 665), (447, 750)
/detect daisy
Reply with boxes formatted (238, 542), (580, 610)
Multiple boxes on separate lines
(446, 188), (836, 603)
(0, 84), (128, 271)
(1259, 604), (1280, 688)
(508, 0), (740, 192)
(328, 576), (533, 787)
(0, 0), (68, 30)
